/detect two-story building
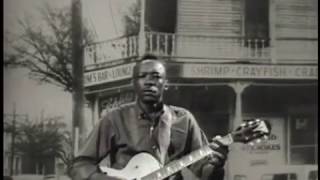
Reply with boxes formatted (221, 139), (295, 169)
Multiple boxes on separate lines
(83, 0), (318, 179)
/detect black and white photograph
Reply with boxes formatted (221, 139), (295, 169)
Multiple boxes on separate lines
(4, 0), (318, 179)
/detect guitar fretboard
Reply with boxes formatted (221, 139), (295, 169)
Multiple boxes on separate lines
(142, 146), (213, 180)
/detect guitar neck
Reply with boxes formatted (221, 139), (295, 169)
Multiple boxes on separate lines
(142, 134), (234, 180)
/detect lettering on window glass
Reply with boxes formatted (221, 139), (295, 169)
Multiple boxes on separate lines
(295, 118), (308, 130)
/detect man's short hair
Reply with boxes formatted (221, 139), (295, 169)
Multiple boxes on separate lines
(133, 54), (166, 78)
(139, 54), (158, 61)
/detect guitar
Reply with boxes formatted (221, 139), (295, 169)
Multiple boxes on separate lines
(99, 119), (271, 180)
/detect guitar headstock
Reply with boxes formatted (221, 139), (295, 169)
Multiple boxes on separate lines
(231, 119), (271, 144)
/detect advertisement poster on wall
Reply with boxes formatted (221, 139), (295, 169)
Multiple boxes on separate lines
(230, 117), (286, 172)
(241, 117), (286, 166)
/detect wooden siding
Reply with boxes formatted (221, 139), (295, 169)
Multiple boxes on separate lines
(275, 0), (318, 64)
(276, 39), (318, 62)
(176, 0), (242, 36)
(276, 0), (318, 38)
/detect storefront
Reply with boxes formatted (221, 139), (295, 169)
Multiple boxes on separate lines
(84, 62), (318, 179)
(229, 83), (317, 179)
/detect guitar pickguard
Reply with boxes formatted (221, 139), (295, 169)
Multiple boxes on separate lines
(100, 153), (161, 179)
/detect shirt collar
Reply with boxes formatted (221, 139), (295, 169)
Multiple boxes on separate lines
(134, 101), (167, 121)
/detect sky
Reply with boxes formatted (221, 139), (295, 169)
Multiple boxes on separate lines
(3, 0), (135, 128)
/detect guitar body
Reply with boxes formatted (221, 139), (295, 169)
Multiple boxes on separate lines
(100, 153), (161, 179)
(99, 119), (271, 180)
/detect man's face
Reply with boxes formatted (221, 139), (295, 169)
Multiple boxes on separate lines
(133, 60), (167, 104)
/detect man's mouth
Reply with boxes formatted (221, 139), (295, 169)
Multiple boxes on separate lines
(142, 89), (157, 95)
(143, 87), (157, 92)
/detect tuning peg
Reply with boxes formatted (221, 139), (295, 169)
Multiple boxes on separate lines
(248, 121), (254, 125)
(255, 119), (261, 122)
(263, 135), (269, 140)
(248, 142), (254, 146)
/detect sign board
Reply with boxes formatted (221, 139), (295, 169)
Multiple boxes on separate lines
(241, 118), (286, 166)
(84, 63), (135, 87)
(182, 64), (318, 80)
(230, 117), (286, 171)
(84, 63), (317, 87)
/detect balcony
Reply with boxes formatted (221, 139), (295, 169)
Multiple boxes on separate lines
(84, 36), (139, 69)
(84, 32), (271, 69)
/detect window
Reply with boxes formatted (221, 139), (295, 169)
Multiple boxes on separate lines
(245, 0), (270, 47)
(289, 113), (318, 164)
(308, 170), (318, 180)
(146, 0), (177, 33)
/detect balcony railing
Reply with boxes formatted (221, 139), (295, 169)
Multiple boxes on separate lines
(84, 32), (271, 67)
(84, 36), (138, 67)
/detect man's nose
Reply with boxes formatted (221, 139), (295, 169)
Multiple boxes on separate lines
(144, 75), (156, 85)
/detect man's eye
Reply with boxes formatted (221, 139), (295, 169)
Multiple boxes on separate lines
(153, 75), (161, 79)
(136, 74), (162, 79)
(138, 74), (146, 78)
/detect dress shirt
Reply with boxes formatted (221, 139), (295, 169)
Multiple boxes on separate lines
(71, 102), (225, 180)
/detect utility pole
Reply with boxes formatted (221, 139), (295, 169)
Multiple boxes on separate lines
(71, 0), (85, 156)
(138, 0), (146, 56)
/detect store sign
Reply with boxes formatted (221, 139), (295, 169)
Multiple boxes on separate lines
(230, 117), (286, 172)
(241, 118), (286, 166)
(84, 63), (135, 87)
(182, 64), (318, 80)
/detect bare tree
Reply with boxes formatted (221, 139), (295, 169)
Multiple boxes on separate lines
(122, 0), (141, 36)
(4, 4), (93, 92)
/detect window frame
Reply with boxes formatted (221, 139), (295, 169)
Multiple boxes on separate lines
(243, 0), (271, 48)
(287, 107), (318, 165)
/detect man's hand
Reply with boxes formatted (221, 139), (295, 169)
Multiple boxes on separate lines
(208, 137), (229, 169)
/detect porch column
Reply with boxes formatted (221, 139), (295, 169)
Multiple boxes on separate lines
(226, 81), (250, 180)
(138, 0), (146, 56)
(228, 81), (251, 130)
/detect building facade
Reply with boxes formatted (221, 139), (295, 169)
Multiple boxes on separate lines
(83, 0), (318, 179)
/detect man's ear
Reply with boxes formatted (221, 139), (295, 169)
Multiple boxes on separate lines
(164, 79), (169, 90)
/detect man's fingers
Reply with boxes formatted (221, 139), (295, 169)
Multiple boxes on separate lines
(208, 137), (229, 168)
(211, 139), (223, 146)
(209, 151), (227, 168)
(211, 150), (225, 160)
(209, 141), (229, 155)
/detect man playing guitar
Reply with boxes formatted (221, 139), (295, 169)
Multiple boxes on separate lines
(70, 54), (269, 180)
